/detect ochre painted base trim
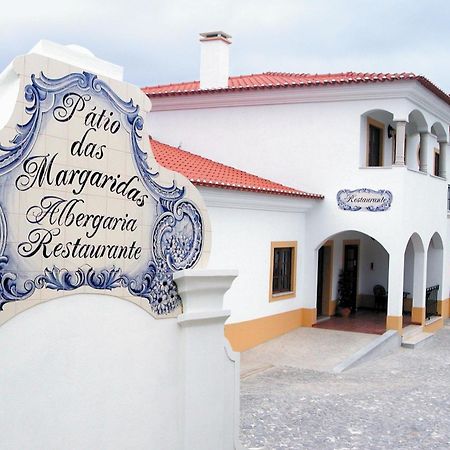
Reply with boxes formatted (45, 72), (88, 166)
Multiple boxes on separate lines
(424, 317), (444, 333)
(411, 307), (425, 325)
(225, 309), (302, 352)
(224, 308), (317, 352)
(300, 308), (317, 327)
(438, 299), (449, 319)
(386, 315), (402, 332)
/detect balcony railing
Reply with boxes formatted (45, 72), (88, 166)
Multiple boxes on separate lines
(425, 285), (440, 319)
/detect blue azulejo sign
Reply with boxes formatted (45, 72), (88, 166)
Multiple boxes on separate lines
(0, 55), (206, 317)
(336, 188), (393, 212)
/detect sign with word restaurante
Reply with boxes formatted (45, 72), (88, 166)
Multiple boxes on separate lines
(0, 53), (207, 318)
(336, 188), (393, 212)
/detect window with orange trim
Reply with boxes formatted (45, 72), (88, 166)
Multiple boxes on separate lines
(269, 241), (297, 301)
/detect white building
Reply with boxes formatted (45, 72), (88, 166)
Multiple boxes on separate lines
(144, 32), (450, 350)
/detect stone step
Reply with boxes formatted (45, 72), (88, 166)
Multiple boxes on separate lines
(402, 330), (434, 349)
(402, 324), (423, 338)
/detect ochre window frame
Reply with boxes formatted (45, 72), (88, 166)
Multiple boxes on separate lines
(269, 241), (297, 302)
(366, 117), (384, 167)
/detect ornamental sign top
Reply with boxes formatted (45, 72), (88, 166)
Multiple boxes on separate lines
(336, 188), (393, 212)
(0, 51), (209, 321)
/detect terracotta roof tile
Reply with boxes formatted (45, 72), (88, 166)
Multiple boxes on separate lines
(142, 71), (450, 105)
(150, 139), (323, 199)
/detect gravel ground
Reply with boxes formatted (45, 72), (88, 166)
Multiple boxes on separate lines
(240, 324), (450, 449)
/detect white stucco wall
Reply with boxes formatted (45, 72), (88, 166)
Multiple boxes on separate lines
(0, 288), (241, 450)
(149, 80), (450, 315)
(200, 188), (312, 324)
(0, 294), (181, 450)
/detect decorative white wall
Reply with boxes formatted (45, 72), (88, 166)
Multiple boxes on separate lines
(0, 294), (182, 450)
(0, 271), (242, 450)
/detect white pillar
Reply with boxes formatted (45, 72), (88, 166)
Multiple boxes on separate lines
(439, 141), (448, 179)
(387, 252), (404, 317)
(394, 121), (406, 166)
(175, 269), (242, 450)
(393, 121), (407, 166)
(419, 131), (431, 173)
(411, 246), (427, 324)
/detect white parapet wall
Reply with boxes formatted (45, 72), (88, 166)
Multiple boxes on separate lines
(0, 269), (241, 450)
(175, 269), (242, 450)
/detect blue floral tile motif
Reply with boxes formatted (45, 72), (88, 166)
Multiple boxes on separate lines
(0, 71), (204, 315)
(336, 188), (393, 212)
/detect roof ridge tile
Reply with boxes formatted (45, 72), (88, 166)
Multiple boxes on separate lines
(143, 70), (450, 105)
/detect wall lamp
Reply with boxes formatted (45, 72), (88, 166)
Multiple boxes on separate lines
(387, 124), (395, 139)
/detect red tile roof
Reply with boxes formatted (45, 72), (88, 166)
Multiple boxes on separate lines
(143, 71), (450, 105)
(150, 138), (323, 199)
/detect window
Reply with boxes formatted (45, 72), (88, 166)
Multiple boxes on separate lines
(270, 241), (297, 301)
(367, 118), (384, 167)
(434, 149), (440, 176)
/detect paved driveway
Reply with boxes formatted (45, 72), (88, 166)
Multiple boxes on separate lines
(240, 323), (450, 449)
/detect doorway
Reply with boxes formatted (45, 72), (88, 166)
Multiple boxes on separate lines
(316, 243), (332, 317)
(314, 231), (389, 334)
(344, 243), (359, 311)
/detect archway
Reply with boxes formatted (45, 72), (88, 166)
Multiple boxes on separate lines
(426, 232), (444, 318)
(360, 109), (394, 168)
(403, 233), (425, 325)
(406, 110), (428, 171)
(314, 230), (390, 334)
(430, 122), (448, 177)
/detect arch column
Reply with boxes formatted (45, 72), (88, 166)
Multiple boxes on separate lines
(386, 251), (404, 331)
(393, 121), (407, 166)
(419, 131), (431, 173)
(411, 246), (427, 324)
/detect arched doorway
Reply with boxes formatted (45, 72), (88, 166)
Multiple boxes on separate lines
(403, 233), (425, 325)
(314, 230), (389, 334)
(426, 232), (444, 318)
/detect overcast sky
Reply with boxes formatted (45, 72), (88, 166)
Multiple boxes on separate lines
(1, 0), (449, 92)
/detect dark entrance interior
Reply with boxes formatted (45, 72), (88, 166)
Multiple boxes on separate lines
(314, 232), (394, 334)
(316, 244), (332, 317)
(344, 244), (359, 312)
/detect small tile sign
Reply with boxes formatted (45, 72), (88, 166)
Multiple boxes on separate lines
(336, 188), (393, 212)
(0, 54), (207, 317)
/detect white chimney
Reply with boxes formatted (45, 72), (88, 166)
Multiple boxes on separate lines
(199, 31), (232, 90)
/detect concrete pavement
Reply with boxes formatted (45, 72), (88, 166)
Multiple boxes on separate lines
(241, 327), (379, 375)
(240, 323), (450, 449)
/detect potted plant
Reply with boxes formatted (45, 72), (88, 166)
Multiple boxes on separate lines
(336, 269), (352, 318)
